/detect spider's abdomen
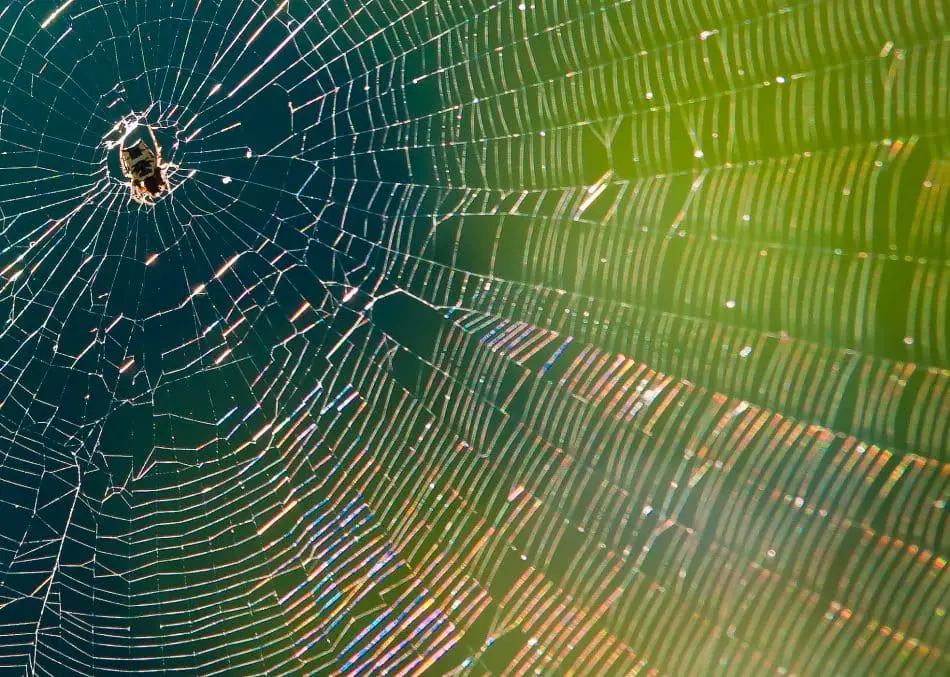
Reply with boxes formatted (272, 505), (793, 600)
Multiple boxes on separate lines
(120, 140), (157, 182)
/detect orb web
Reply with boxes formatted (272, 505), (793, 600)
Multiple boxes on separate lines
(0, 0), (948, 675)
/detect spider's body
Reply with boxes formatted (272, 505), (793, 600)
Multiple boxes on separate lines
(119, 127), (168, 203)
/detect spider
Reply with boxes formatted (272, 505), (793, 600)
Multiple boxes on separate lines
(119, 126), (168, 204)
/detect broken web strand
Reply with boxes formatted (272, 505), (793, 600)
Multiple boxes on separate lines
(0, 0), (946, 676)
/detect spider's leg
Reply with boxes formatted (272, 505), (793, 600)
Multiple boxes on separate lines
(148, 126), (163, 165)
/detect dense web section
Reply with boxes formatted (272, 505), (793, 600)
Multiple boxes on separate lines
(0, 0), (948, 674)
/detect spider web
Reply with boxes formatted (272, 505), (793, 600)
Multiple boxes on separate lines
(0, 0), (948, 674)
